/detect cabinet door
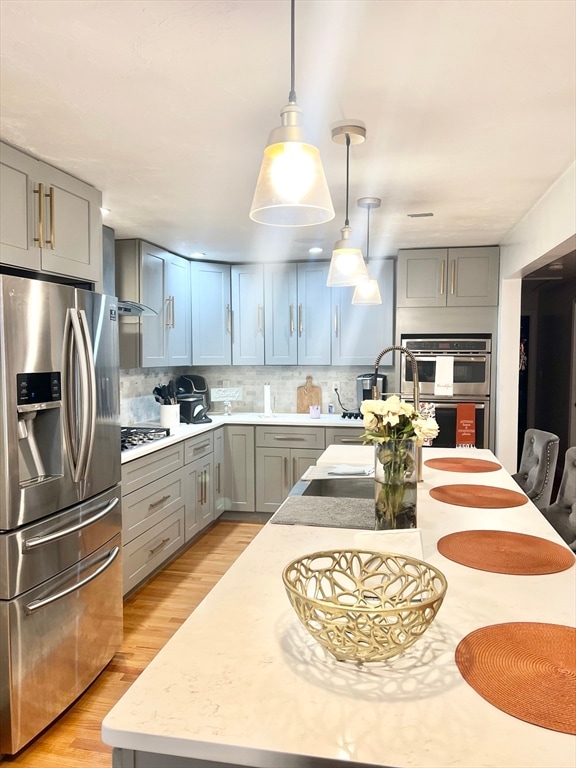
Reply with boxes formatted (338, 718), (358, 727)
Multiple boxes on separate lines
(0, 142), (40, 270)
(291, 449), (323, 487)
(39, 161), (102, 285)
(224, 426), (255, 512)
(213, 428), (225, 519)
(264, 263), (298, 365)
(166, 254), (191, 365)
(397, 249), (448, 307)
(231, 264), (264, 365)
(447, 247), (499, 306)
(185, 454), (213, 538)
(140, 243), (169, 367)
(191, 261), (231, 365)
(297, 262), (331, 364)
(331, 260), (395, 366)
(255, 447), (290, 513)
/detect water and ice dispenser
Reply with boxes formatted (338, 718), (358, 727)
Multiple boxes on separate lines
(17, 372), (62, 486)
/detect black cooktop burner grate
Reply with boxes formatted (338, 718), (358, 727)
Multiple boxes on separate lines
(121, 426), (170, 451)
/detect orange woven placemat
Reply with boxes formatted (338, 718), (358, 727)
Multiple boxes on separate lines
(455, 622), (576, 734)
(437, 530), (575, 574)
(424, 457), (501, 473)
(429, 483), (528, 508)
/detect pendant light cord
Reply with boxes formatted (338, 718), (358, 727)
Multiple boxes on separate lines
(344, 133), (351, 227)
(289, 0), (296, 102)
(366, 205), (371, 263)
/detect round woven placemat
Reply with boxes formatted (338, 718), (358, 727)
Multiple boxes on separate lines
(455, 622), (576, 734)
(429, 483), (528, 508)
(437, 530), (575, 574)
(424, 457), (501, 473)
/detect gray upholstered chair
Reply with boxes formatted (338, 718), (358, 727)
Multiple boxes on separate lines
(512, 428), (559, 510)
(540, 446), (576, 552)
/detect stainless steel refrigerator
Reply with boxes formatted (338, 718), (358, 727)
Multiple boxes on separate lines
(0, 274), (123, 755)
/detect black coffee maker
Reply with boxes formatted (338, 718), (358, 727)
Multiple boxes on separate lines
(176, 375), (212, 424)
(356, 373), (387, 406)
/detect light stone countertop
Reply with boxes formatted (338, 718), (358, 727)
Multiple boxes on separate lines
(103, 447), (576, 767)
(121, 412), (364, 463)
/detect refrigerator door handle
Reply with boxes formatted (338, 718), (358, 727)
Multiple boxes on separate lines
(22, 496), (120, 551)
(62, 309), (79, 476)
(76, 309), (97, 480)
(24, 546), (120, 614)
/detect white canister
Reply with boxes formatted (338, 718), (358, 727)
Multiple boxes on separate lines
(309, 405), (321, 419)
(160, 404), (180, 429)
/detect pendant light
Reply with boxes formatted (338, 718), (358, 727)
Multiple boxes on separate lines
(352, 197), (382, 305)
(326, 124), (369, 287)
(249, 0), (334, 227)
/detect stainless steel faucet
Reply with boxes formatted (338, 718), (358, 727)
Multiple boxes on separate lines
(373, 345), (422, 481)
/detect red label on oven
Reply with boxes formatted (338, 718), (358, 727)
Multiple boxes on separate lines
(456, 403), (476, 446)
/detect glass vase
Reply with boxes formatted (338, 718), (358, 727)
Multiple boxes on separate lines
(374, 439), (418, 530)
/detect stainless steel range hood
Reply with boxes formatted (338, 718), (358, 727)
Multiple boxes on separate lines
(117, 300), (157, 316)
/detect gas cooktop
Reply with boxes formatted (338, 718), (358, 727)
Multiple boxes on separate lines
(121, 426), (170, 452)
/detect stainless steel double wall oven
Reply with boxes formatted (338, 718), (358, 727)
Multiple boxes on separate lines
(400, 333), (492, 449)
(0, 274), (123, 755)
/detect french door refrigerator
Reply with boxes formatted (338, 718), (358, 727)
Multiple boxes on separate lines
(0, 274), (123, 755)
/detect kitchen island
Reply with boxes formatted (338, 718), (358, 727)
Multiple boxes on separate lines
(102, 447), (575, 768)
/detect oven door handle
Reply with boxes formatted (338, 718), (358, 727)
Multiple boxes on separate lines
(429, 401), (486, 409)
(22, 497), (120, 551)
(24, 546), (120, 614)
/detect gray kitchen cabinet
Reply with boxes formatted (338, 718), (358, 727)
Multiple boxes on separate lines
(264, 262), (331, 365)
(0, 141), (102, 285)
(191, 261), (231, 365)
(184, 433), (215, 537)
(224, 426), (255, 513)
(325, 426), (365, 446)
(120, 443), (186, 595)
(115, 239), (191, 368)
(213, 427), (225, 519)
(231, 264), (264, 365)
(331, 259), (395, 366)
(397, 247), (499, 307)
(255, 426), (325, 513)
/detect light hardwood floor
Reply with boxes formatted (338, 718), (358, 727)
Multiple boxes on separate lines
(1, 520), (264, 768)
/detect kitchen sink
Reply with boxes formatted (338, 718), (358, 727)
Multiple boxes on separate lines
(291, 477), (373, 499)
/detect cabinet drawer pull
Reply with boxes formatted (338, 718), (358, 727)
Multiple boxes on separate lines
(289, 304), (295, 335)
(192, 441), (210, 453)
(292, 456), (296, 484)
(34, 183), (45, 248)
(217, 462), (221, 494)
(339, 437), (363, 443)
(149, 537), (171, 556)
(226, 304), (232, 334)
(273, 435), (305, 441)
(47, 186), (55, 249)
(298, 303), (303, 335)
(148, 494), (171, 510)
(257, 304), (263, 334)
(450, 260), (456, 295)
(284, 456), (288, 488)
(440, 260), (446, 295)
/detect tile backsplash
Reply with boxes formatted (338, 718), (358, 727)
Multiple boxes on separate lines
(120, 365), (398, 425)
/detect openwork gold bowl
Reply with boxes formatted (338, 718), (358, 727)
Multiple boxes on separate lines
(282, 550), (448, 663)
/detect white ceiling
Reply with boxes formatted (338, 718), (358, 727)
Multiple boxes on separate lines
(1, 0), (575, 265)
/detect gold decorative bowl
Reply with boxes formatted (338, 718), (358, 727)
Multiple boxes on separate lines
(282, 550), (448, 663)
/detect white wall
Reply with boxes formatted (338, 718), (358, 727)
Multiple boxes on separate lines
(497, 162), (576, 471)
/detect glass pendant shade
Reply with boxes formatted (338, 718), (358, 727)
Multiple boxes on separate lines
(250, 104), (334, 226)
(326, 226), (369, 287)
(352, 277), (382, 305)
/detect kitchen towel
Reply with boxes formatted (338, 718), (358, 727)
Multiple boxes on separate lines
(434, 355), (454, 397)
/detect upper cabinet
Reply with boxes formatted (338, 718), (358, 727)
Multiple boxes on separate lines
(397, 247), (499, 307)
(331, 259), (395, 366)
(264, 262), (331, 365)
(116, 240), (191, 368)
(231, 264), (264, 365)
(190, 261), (231, 366)
(0, 142), (102, 286)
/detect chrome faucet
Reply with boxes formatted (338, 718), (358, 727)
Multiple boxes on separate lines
(373, 345), (422, 481)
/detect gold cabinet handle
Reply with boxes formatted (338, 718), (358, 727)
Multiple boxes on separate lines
(216, 462), (221, 494)
(292, 457), (296, 485)
(334, 306), (339, 337)
(34, 183), (45, 248)
(289, 304), (295, 335)
(450, 260), (456, 295)
(339, 437), (363, 443)
(47, 186), (55, 249)
(198, 473), (203, 505)
(440, 260), (446, 295)
(257, 304), (263, 334)
(284, 456), (288, 489)
(298, 303), (303, 336)
(148, 494), (171, 510)
(192, 441), (210, 454)
(226, 304), (232, 334)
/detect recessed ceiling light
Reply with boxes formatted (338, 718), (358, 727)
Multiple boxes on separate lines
(407, 212), (433, 218)
(309, 247), (323, 255)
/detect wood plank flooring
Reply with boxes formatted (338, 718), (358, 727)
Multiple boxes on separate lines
(1, 520), (263, 768)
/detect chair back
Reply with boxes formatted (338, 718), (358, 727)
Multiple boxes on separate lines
(540, 446), (576, 551)
(512, 428), (559, 510)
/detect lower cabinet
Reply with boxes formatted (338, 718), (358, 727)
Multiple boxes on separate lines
(325, 426), (365, 446)
(184, 433), (214, 540)
(255, 426), (325, 513)
(224, 426), (255, 512)
(213, 427), (226, 519)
